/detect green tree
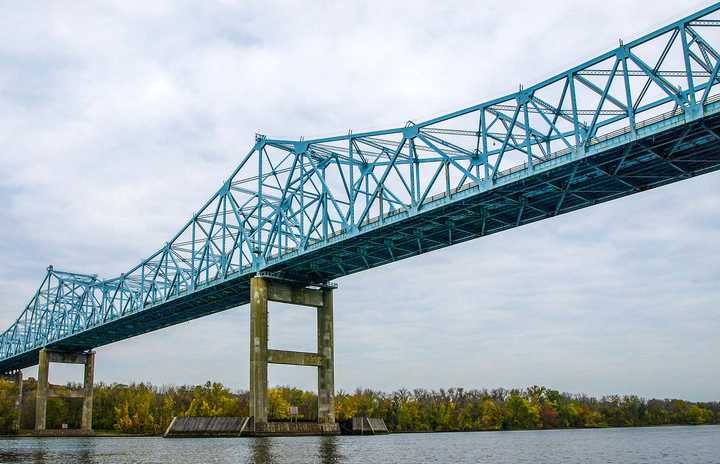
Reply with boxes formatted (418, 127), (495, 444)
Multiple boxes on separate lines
(481, 398), (503, 430)
(0, 379), (18, 433)
(503, 393), (540, 429)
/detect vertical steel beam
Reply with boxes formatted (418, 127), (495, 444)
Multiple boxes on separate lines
(621, 54), (636, 129)
(317, 286), (335, 424)
(250, 276), (269, 424)
(681, 25), (697, 104)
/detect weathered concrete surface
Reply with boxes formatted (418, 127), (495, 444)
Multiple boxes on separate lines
(46, 351), (88, 364)
(33, 429), (96, 437)
(250, 277), (269, 424)
(318, 287), (335, 424)
(349, 417), (389, 434)
(267, 349), (321, 366)
(164, 416), (250, 437)
(267, 282), (324, 307)
(251, 421), (340, 437)
(34, 349), (48, 432)
(163, 417), (339, 437)
(34, 348), (95, 434)
(82, 351), (95, 431)
(47, 388), (85, 399)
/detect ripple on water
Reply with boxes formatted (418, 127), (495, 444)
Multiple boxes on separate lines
(0, 425), (718, 464)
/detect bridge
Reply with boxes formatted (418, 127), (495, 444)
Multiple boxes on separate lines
(2, 4), (720, 434)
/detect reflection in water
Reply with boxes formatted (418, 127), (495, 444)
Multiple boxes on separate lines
(247, 438), (274, 464)
(247, 436), (343, 464)
(0, 426), (718, 464)
(0, 439), (96, 464)
(319, 437), (342, 464)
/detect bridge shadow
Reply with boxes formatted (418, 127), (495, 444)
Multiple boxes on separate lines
(246, 436), (342, 464)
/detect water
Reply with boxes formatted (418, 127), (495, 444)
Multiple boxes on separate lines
(0, 425), (718, 464)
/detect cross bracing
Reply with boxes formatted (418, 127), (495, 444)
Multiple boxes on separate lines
(3, 4), (720, 372)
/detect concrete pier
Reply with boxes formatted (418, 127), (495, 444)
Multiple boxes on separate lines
(34, 348), (95, 434)
(250, 276), (269, 423)
(249, 275), (337, 432)
(318, 286), (335, 424)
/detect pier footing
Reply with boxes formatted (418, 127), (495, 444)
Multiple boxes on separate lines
(163, 417), (339, 437)
(33, 429), (96, 437)
(250, 421), (340, 437)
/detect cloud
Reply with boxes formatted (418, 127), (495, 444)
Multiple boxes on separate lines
(1, 0), (718, 401)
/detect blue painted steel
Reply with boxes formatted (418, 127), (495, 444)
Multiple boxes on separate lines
(3, 4), (720, 371)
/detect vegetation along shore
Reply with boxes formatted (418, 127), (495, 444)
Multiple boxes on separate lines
(0, 379), (717, 434)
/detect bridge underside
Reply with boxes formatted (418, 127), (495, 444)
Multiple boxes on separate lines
(2, 112), (720, 373)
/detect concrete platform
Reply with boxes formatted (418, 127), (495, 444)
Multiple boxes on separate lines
(339, 417), (389, 435)
(164, 416), (250, 437)
(249, 421), (340, 437)
(163, 416), (340, 437)
(33, 429), (96, 437)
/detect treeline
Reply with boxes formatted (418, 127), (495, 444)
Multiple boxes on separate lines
(0, 378), (717, 434)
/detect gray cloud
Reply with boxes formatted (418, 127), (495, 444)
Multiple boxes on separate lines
(0, 0), (718, 401)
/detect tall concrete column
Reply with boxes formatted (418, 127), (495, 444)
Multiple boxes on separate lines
(317, 287), (335, 424)
(250, 276), (269, 424)
(81, 351), (95, 431)
(13, 370), (23, 432)
(35, 348), (49, 432)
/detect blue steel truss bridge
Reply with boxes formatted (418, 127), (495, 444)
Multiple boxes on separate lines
(2, 3), (720, 432)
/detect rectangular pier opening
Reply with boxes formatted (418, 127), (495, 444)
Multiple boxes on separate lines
(267, 364), (318, 421)
(267, 301), (317, 354)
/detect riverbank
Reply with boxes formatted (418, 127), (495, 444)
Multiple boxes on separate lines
(2, 381), (718, 434)
(3, 422), (717, 439)
(3, 430), (156, 438)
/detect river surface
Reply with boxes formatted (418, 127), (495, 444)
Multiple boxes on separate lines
(0, 425), (718, 463)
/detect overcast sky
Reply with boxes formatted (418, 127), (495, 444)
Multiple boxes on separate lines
(1, 0), (718, 402)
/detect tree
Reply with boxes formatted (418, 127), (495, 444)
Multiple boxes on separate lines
(481, 399), (503, 430)
(267, 388), (291, 420)
(7, 380), (716, 434)
(503, 393), (540, 429)
(0, 379), (18, 433)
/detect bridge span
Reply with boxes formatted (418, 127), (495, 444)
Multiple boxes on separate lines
(2, 4), (720, 434)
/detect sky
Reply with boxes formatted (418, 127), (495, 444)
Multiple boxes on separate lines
(0, 0), (718, 402)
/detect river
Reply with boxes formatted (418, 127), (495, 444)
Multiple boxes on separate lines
(0, 425), (718, 463)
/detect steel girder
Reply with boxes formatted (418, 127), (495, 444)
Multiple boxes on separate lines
(3, 4), (720, 371)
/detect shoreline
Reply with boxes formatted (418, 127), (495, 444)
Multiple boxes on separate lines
(2, 423), (716, 439)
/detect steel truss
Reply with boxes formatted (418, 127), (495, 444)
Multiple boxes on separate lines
(3, 4), (720, 370)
